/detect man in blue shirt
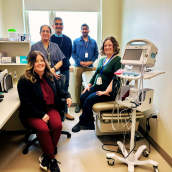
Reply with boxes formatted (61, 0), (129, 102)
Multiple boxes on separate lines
(72, 24), (99, 113)
(50, 17), (74, 120)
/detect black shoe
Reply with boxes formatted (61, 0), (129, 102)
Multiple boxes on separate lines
(80, 120), (95, 130)
(75, 105), (81, 113)
(72, 122), (81, 132)
(72, 120), (95, 133)
(39, 154), (50, 171)
(50, 159), (61, 172)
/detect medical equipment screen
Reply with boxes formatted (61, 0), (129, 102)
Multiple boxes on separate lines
(123, 49), (142, 60)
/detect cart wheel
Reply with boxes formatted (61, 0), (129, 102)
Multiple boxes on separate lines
(67, 133), (71, 138)
(107, 158), (115, 166)
(153, 166), (159, 172)
(142, 149), (149, 157)
(23, 149), (28, 154)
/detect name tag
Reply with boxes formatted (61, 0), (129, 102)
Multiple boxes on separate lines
(96, 77), (102, 85)
(85, 53), (88, 58)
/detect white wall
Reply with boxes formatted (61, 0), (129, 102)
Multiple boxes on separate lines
(2, 0), (24, 37)
(101, 0), (122, 47)
(0, 0), (4, 37)
(121, 0), (172, 158)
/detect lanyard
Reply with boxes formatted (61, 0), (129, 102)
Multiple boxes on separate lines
(100, 53), (116, 76)
(41, 41), (51, 65)
(85, 40), (89, 53)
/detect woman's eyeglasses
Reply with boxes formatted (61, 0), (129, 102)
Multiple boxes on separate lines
(54, 23), (63, 26)
(41, 30), (50, 33)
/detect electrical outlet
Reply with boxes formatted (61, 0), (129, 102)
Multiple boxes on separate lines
(154, 109), (159, 121)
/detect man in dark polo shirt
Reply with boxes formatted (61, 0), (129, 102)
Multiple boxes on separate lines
(50, 17), (74, 120)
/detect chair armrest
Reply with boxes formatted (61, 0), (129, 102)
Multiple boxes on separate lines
(59, 97), (67, 122)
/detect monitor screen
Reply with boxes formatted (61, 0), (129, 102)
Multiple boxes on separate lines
(123, 49), (142, 61)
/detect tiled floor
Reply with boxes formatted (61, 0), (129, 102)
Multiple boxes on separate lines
(0, 107), (171, 172)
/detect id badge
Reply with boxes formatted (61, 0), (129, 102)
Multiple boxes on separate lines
(96, 77), (102, 85)
(85, 53), (88, 58)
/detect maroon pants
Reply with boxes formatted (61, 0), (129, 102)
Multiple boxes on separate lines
(25, 108), (62, 160)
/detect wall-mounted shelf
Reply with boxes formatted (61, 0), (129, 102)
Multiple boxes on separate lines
(0, 41), (30, 44)
(0, 41), (30, 77)
(0, 41), (30, 57)
(0, 63), (27, 65)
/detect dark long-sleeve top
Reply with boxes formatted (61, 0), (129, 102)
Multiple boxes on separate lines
(89, 56), (121, 91)
(17, 74), (71, 120)
(50, 34), (72, 71)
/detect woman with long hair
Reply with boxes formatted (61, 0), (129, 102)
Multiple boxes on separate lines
(18, 51), (72, 172)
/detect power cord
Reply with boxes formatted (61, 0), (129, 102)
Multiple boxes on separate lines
(102, 112), (158, 157)
(133, 112), (158, 153)
(102, 137), (137, 159)
(145, 113), (158, 153)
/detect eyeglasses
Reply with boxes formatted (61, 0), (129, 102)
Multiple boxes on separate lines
(54, 23), (63, 26)
(41, 30), (50, 33)
(81, 28), (89, 31)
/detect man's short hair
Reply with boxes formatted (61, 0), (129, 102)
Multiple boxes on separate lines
(53, 17), (63, 24)
(81, 23), (89, 30)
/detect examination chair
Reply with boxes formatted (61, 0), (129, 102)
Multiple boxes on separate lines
(22, 74), (71, 154)
(82, 71), (144, 136)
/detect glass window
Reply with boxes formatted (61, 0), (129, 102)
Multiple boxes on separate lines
(27, 11), (99, 65)
(55, 11), (98, 64)
(28, 11), (49, 44)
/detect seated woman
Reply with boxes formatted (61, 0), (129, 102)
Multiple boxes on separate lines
(72, 36), (121, 133)
(18, 51), (72, 172)
(28, 24), (74, 120)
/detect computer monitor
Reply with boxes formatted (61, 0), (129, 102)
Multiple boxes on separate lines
(121, 39), (158, 68)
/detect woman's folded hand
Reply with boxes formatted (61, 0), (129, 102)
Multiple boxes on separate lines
(42, 114), (50, 123)
(96, 91), (110, 96)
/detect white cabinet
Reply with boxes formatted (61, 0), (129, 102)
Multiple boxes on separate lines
(0, 41), (31, 77)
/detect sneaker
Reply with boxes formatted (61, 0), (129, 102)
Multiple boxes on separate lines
(50, 159), (61, 172)
(39, 154), (50, 171)
(75, 105), (81, 113)
(72, 120), (95, 133)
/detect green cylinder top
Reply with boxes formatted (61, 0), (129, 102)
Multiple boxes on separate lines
(8, 29), (17, 32)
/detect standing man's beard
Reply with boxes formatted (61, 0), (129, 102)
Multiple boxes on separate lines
(83, 33), (88, 37)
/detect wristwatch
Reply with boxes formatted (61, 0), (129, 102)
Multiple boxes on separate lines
(53, 66), (57, 71)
